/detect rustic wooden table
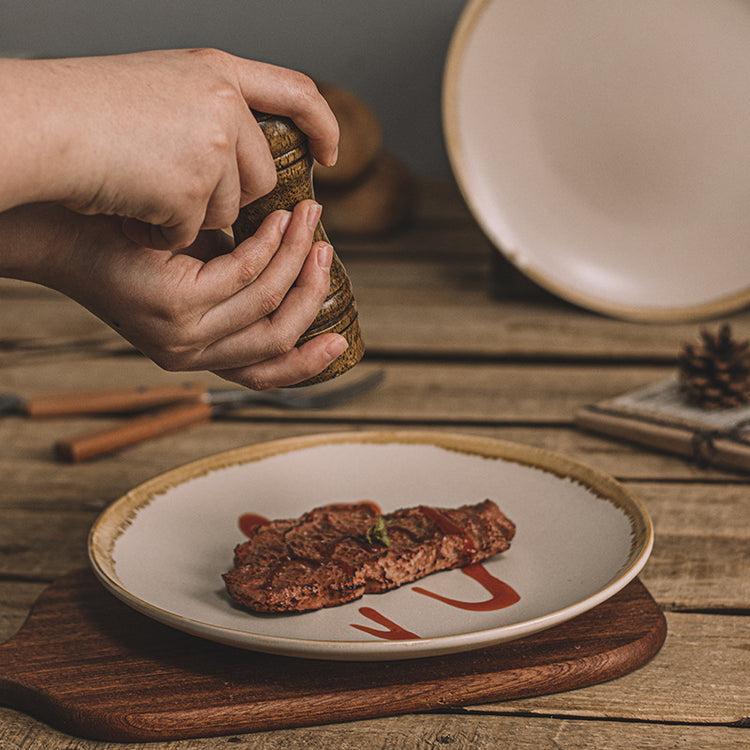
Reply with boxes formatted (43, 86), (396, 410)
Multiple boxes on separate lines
(1, 182), (748, 749)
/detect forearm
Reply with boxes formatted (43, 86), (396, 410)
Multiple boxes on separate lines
(0, 58), (90, 212)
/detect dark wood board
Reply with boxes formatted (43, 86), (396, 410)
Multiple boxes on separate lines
(0, 569), (666, 742)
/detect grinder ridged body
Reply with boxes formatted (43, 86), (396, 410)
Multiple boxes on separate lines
(232, 114), (364, 385)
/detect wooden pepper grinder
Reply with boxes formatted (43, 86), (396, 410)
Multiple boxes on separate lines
(232, 113), (365, 386)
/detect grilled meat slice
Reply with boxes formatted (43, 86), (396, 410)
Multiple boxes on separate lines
(222, 499), (515, 613)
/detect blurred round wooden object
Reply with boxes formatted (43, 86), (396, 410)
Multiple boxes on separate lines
(314, 83), (382, 186)
(313, 82), (417, 235)
(315, 153), (417, 236)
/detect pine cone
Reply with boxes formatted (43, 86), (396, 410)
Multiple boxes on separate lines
(678, 324), (750, 409)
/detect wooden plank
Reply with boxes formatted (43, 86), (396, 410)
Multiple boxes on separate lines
(1, 356), (681, 423)
(0, 582), (46, 641)
(2, 424), (744, 520)
(5, 257), (750, 365)
(630, 482), (750, 611)
(0, 510), (94, 580)
(1, 418), (737, 520)
(0, 418), (742, 510)
(1, 355), (744, 480)
(470, 610), (749, 725)
(643, 535), (750, 611)
(350, 268), (750, 359)
(0, 420), (347, 511)
(0, 352), (222, 396)
(336, 216), (493, 261)
(633, 482), (750, 537)
(0, 284), (120, 354)
(0, 705), (746, 750)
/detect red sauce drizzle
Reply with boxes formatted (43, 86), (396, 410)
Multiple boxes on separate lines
(350, 607), (421, 640)
(413, 563), (520, 611)
(421, 506), (477, 556)
(238, 513), (269, 537)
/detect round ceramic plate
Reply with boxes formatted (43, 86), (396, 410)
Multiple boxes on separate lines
(89, 431), (652, 661)
(443, 0), (750, 321)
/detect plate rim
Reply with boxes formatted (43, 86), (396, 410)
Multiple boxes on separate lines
(442, 0), (750, 323)
(88, 429), (654, 661)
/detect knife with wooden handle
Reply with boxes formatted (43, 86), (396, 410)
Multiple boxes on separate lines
(54, 401), (214, 462)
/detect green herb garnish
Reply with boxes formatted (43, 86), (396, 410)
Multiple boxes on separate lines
(365, 515), (391, 548)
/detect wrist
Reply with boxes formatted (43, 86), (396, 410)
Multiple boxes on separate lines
(0, 204), (79, 287)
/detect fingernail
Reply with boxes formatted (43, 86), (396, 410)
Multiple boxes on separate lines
(326, 336), (348, 362)
(279, 210), (292, 233)
(326, 147), (339, 168)
(307, 202), (322, 230)
(317, 242), (333, 270)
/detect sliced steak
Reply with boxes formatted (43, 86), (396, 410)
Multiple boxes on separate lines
(222, 499), (515, 613)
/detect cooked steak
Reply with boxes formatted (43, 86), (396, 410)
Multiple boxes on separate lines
(222, 499), (515, 613)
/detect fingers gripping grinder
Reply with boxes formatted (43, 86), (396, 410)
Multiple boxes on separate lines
(232, 114), (365, 385)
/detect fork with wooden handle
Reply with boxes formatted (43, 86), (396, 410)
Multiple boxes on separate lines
(44, 370), (384, 462)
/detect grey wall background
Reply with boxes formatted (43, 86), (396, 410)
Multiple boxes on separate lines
(0, 0), (468, 177)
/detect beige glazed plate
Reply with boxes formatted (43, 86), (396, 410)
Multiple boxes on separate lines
(444, 0), (750, 321)
(89, 431), (652, 661)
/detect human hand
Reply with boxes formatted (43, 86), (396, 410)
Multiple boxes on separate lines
(2, 199), (347, 389)
(1, 49), (338, 251)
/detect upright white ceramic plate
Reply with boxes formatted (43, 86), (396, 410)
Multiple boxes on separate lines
(89, 431), (653, 661)
(443, 0), (750, 321)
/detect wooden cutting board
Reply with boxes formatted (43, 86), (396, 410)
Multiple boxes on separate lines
(0, 568), (666, 742)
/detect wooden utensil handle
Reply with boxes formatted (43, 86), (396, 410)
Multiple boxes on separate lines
(26, 383), (208, 417)
(54, 402), (213, 462)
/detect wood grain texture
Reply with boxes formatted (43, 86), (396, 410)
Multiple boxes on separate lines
(2, 356), (680, 424)
(491, 610), (750, 725)
(0, 583), (744, 729)
(1, 178), (747, 749)
(53, 401), (214, 462)
(232, 114), (363, 384)
(0, 413), (737, 489)
(0, 709), (747, 750)
(4, 273), (750, 363)
(5, 176), (750, 366)
(23, 383), (208, 417)
(0, 569), (664, 742)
